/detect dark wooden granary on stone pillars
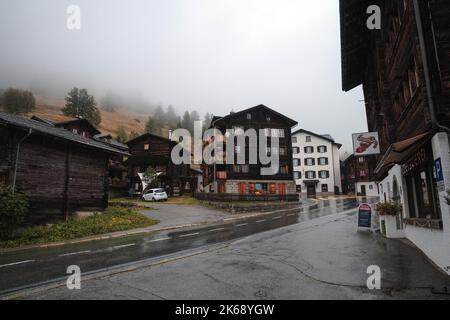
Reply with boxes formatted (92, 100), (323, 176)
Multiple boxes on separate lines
(0, 112), (128, 223)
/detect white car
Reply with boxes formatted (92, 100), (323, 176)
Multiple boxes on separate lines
(142, 188), (168, 202)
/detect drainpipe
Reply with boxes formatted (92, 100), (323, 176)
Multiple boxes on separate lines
(412, 0), (450, 133)
(12, 128), (32, 194)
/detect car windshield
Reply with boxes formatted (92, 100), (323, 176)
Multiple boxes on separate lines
(154, 189), (165, 193)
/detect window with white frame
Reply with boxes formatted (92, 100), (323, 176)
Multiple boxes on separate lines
(305, 158), (315, 166)
(317, 145), (327, 153)
(318, 157), (329, 165)
(319, 171), (330, 179)
(304, 146), (314, 154)
(305, 171), (316, 179)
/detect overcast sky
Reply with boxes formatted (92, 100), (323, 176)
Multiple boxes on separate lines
(0, 0), (366, 153)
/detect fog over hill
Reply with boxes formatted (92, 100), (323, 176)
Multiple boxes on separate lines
(0, 0), (367, 154)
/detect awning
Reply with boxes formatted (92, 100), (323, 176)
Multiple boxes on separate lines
(375, 132), (433, 176)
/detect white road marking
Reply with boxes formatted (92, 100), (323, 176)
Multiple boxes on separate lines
(256, 219), (267, 223)
(59, 250), (91, 257)
(145, 237), (171, 243)
(113, 243), (136, 249)
(272, 216), (283, 220)
(236, 223), (248, 227)
(208, 228), (226, 233)
(0, 260), (35, 268)
(179, 232), (200, 238)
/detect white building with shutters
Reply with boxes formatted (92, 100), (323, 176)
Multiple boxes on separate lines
(292, 129), (342, 197)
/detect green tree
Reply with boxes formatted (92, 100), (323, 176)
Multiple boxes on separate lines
(145, 117), (159, 135)
(63, 87), (101, 126)
(166, 104), (178, 128)
(129, 131), (140, 140)
(181, 111), (192, 133)
(116, 127), (128, 143)
(0, 187), (29, 239)
(153, 105), (166, 126)
(203, 112), (213, 132)
(2, 88), (36, 114)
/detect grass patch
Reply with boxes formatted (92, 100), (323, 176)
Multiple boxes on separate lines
(0, 207), (159, 249)
(165, 196), (199, 205)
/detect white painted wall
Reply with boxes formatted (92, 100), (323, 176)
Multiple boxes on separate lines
(377, 133), (450, 275)
(292, 131), (342, 195)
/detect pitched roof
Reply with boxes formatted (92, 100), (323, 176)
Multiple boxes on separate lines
(211, 104), (298, 128)
(291, 128), (342, 149)
(0, 112), (128, 155)
(94, 134), (129, 151)
(55, 118), (101, 135)
(126, 132), (174, 146)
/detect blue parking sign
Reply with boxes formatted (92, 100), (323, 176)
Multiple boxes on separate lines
(435, 158), (444, 183)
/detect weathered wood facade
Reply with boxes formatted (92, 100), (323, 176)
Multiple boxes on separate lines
(126, 133), (196, 196)
(341, 0), (450, 154)
(201, 105), (299, 200)
(0, 112), (127, 224)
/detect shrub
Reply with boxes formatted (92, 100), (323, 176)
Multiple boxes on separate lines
(375, 201), (401, 216)
(0, 187), (29, 238)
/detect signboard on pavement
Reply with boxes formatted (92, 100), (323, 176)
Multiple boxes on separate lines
(352, 132), (380, 156)
(358, 203), (372, 229)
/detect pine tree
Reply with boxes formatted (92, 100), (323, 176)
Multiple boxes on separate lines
(63, 87), (101, 126)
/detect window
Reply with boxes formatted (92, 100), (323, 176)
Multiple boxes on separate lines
(233, 165), (249, 173)
(322, 184), (328, 193)
(249, 183), (256, 194)
(279, 165), (289, 174)
(305, 171), (316, 179)
(293, 147), (300, 154)
(247, 113), (252, 120)
(279, 183), (286, 195)
(266, 115), (271, 122)
(294, 172), (301, 180)
(293, 159), (300, 167)
(269, 183), (277, 194)
(319, 171), (330, 179)
(72, 129), (78, 134)
(318, 157), (328, 165)
(306, 136), (311, 142)
(304, 146), (314, 154)
(280, 147), (286, 156)
(305, 158), (315, 166)
(238, 182), (246, 195)
(406, 168), (441, 220)
(266, 147), (271, 155)
(256, 183), (268, 193)
(144, 144), (150, 151)
(358, 157), (364, 163)
(271, 147), (279, 155)
(317, 146), (327, 153)
(235, 146), (242, 154)
(292, 137), (297, 143)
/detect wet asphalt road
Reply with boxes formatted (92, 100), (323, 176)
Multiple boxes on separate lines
(0, 197), (372, 294)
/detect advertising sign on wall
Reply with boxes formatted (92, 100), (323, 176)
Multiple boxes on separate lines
(352, 132), (381, 156)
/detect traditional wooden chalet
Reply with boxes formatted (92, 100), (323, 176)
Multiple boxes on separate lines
(340, 0), (450, 274)
(200, 104), (299, 201)
(126, 133), (198, 196)
(340, 154), (378, 197)
(0, 112), (128, 223)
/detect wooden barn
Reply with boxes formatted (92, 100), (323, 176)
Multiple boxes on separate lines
(0, 112), (128, 223)
(126, 133), (199, 196)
